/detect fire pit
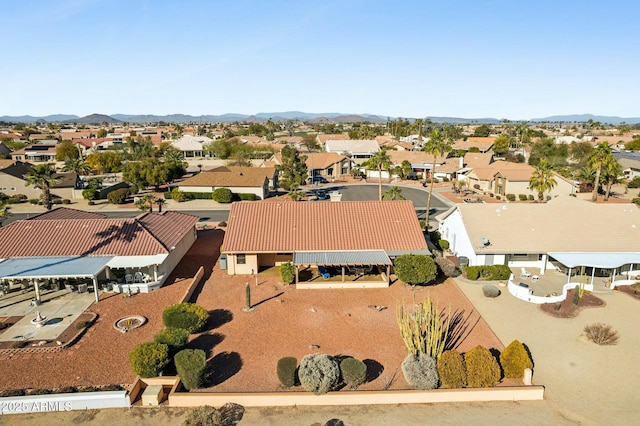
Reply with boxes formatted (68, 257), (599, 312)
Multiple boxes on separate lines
(113, 315), (147, 333)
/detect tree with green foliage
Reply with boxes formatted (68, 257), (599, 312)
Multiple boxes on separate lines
(624, 137), (640, 151)
(55, 140), (79, 161)
(135, 193), (157, 212)
(276, 146), (307, 191)
(601, 157), (623, 201)
(500, 340), (532, 379)
(393, 254), (438, 285)
(212, 188), (233, 203)
(568, 141), (593, 166)
(129, 342), (169, 378)
(394, 159), (413, 180)
(175, 349), (207, 390)
(528, 137), (568, 167)
(472, 124), (491, 137)
(588, 142), (614, 202)
(464, 345), (501, 388)
(86, 151), (122, 174)
(529, 159), (557, 202)
(279, 262), (295, 284)
(423, 129), (453, 226)
(24, 163), (61, 210)
(364, 147), (392, 201)
(62, 156), (91, 176)
(383, 185), (405, 200)
(492, 134), (510, 156)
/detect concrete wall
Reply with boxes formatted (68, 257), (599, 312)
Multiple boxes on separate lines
(438, 209), (477, 264)
(508, 274), (594, 304)
(227, 253), (259, 275)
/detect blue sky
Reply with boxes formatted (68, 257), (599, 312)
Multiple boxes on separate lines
(2, 0), (638, 120)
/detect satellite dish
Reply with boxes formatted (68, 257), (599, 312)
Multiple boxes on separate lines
(481, 237), (490, 246)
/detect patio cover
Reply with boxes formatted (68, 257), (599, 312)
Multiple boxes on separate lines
(548, 252), (640, 269)
(293, 250), (392, 266)
(0, 256), (113, 280)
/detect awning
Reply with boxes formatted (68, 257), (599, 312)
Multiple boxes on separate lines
(548, 252), (640, 269)
(0, 256), (113, 280)
(293, 250), (392, 266)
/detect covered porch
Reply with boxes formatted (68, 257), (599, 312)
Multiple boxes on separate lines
(293, 250), (392, 289)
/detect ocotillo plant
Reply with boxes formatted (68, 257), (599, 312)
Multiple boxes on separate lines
(396, 295), (451, 359)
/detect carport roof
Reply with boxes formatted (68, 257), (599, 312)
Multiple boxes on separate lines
(548, 252), (640, 269)
(0, 256), (113, 280)
(293, 250), (392, 266)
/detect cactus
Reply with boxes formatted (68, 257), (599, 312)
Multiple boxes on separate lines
(396, 295), (451, 359)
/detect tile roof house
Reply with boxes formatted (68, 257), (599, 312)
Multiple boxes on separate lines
(0, 161), (80, 200)
(325, 139), (380, 165)
(177, 166), (276, 200)
(437, 196), (640, 277)
(223, 200), (430, 287)
(269, 152), (351, 182)
(387, 151), (447, 179)
(453, 137), (496, 153)
(11, 143), (58, 162)
(0, 209), (199, 300)
(171, 135), (213, 158)
(316, 133), (350, 145)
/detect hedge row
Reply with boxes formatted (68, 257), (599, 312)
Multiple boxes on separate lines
(465, 265), (511, 281)
(276, 354), (367, 393)
(163, 190), (258, 202)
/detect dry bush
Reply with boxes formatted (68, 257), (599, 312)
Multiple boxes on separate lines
(584, 323), (619, 346)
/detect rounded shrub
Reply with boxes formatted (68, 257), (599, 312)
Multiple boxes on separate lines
(438, 239), (449, 251)
(465, 266), (480, 280)
(107, 187), (130, 204)
(298, 354), (340, 395)
(393, 254), (438, 285)
(212, 188), (233, 203)
(401, 353), (439, 390)
(464, 346), (501, 388)
(154, 327), (190, 350)
(276, 356), (298, 388)
(175, 348), (207, 390)
(162, 303), (209, 334)
(500, 340), (533, 379)
(339, 357), (367, 389)
(279, 262), (295, 285)
(437, 350), (467, 389)
(129, 342), (169, 378)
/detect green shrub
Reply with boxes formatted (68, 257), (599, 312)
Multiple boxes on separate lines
(279, 262), (295, 284)
(488, 265), (511, 280)
(500, 340), (533, 379)
(171, 188), (187, 202)
(428, 230), (441, 245)
(506, 194), (516, 202)
(419, 219), (426, 230)
(528, 194), (534, 201)
(163, 303), (210, 333)
(438, 239), (449, 251)
(175, 349), (207, 390)
(437, 350), (467, 388)
(518, 194), (528, 201)
(236, 193), (256, 201)
(129, 342), (169, 378)
(107, 188), (130, 204)
(394, 254), (438, 285)
(627, 176), (640, 188)
(401, 353), (439, 390)
(632, 198), (640, 205)
(298, 354), (340, 395)
(62, 198), (71, 204)
(339, 357), (367, 389)
(473, 184), (480, 190)
(465, 266), (480, 280)
(464, 346), (501, 388)
(154, 327), (190, 349)
(82, 188), (98, 201)
(277, 357), (298, 388)
(212, 188), (233, 203)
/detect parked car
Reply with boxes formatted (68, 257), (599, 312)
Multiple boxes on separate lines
(316, 189), (327, 200)
(309, 175), (328, 184)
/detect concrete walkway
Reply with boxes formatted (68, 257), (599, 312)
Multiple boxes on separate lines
(453, 277), (640, 425)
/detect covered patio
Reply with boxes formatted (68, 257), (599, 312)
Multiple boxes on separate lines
(293, 250), (392, 289)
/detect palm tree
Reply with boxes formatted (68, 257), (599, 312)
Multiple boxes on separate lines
(602, 158), (624, 201)
(528, 159), (557, 202)
(155, 197), (167, 213)
(0, 205), (11, 227)
(135, 194), (157, 212)
(588, 142), (614, 202)
(365, 147), (392, 201)
(24, 163), (61, 210)
(422, 129), (453, 226)
(62, 157), (92, 176)
(383, 186), (406, 200)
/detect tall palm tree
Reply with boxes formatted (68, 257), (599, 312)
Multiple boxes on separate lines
(422, 129), (453, 226)
(366, 147), (392, 201)
(155, 197), (167, 213)
(588, 142), (614, 202)
(24, 163), (61, 210)
(529, 159), (557, 202)
(383, 185), (406, 200)
(602, 158), (624, 201)
(62, 157), (92, 176)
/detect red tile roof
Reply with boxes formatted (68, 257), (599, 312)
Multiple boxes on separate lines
(223, 200), (427, 253)
(27, 207), (107, 220)
(0, 211), (199, 258)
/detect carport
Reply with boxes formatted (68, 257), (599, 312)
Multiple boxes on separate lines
(0, 256), (113, 303)
(293, 250), (392, 286)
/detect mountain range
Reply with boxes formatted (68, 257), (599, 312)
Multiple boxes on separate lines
(1, 112), (639, 125)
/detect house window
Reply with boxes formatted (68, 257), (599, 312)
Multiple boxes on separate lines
(237, 254), (246, 265)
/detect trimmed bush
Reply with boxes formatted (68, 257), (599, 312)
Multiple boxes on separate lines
(171, 188), (187, 202)
(236, 193), (256, 201)
(163, 303), (210, 333)
(401, 353), (439, 390)
(175, 348), (207, 390)
(394, 254), (438, 285)
(62, 198), (71, 204)
(528, 194), (534, 201)
(82, 188), (98, 201)
(464, 346), (501, 388)
(437, 350), (467, 389)
(435, 256), (459, 278)
(129, 342), (169, 378)
(339, 357), (367, 389)
(107, 187), (130, 204)
(518, 194), (528, 201)
(482, 285), (501, 298)
(212, 188), (233, 203)
(506, 193), (516, 202)
(298, 354), (340, 395)
(154, 327), (190, 350)
(465, 265), (510, 281)
(279, 262), (295, 284)
(500, 340), (533, 379)
(438, 239), (449, 251)
(465, 266), (480, 280)
(277, 357), (298, 388)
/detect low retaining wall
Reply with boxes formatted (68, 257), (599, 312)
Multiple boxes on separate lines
(0, 391), (129, 415)
(180, 266), (205, 303)
(508, 274), (594, 304)
(296, 280), (389, 289)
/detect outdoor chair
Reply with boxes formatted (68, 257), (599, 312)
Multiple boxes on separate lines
(134, 272), (143, 283)
(520, 268), (532, 279)
(318, 266), (331, 280)
(125, 274), (134, 284)
(531, 275), (540, 282)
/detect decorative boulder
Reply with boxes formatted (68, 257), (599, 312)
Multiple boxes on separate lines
(482, 284), (501, 298)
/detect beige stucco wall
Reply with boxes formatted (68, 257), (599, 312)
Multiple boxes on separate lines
(227, 253), (259, 275)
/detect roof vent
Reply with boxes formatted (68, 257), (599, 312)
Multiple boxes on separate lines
(481, 237), (490, 246)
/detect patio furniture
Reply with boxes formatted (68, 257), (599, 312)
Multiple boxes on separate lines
(531, 275), (540, 282)
(520, 268), (532, 279)
(354, 267), (367, 276)
(134, 272), (143, 283)
(77, 283), (88, 293)
(318, 266), (331, 280)
(125, 274), (134, 284)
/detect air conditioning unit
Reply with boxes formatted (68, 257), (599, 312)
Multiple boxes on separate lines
(481, 237), (490, 246)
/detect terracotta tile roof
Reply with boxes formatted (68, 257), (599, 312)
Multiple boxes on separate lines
(453, 137), (496, 151)
(223, 200), (428, 253)
(463, 152), (494, 168)
(27, 207), (106, 220)
(387, 150), (443, 165)
(317, 134), (350, 144)
(0, 159), (17, 169)
(179, 167), (273, 188)
(271, 152), (347, 170)
(0, 212), (199, 258)
(471, 161), (534, 181)
(136, 211), (200, 249)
